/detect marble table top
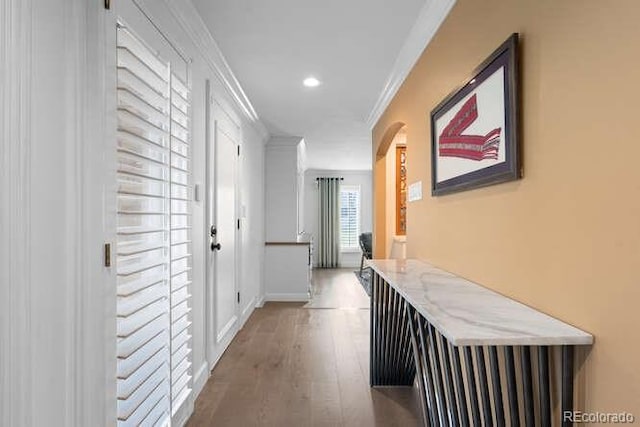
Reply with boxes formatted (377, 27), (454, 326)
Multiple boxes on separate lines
(367, 259), (593, 346)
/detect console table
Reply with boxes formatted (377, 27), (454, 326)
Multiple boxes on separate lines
(368, 259), (593, 427)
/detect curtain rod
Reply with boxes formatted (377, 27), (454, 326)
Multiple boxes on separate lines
(316, 177), (344, 180)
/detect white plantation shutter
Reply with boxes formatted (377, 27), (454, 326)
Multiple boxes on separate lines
(340, 185), (360, 250)
(169, 73), (193, 412)
(116, 24), (192, 426)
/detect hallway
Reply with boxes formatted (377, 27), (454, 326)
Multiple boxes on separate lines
(187, 270), (420, 426)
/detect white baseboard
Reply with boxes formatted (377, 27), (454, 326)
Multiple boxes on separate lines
(241, 296), (256, 320)
(193, 362), (209, 398)
(173, 396), (194, 427)
(216, 315), (238, 343)
(264, 293), (310, 302)
(256, 295), (266, 308)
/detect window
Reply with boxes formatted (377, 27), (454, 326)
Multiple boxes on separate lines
(340, 185), (360, 251)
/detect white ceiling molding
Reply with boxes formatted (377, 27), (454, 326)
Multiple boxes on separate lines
(163, 0), (270, 140)
(366, 0), (457, 130)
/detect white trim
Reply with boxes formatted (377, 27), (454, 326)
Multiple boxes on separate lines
(255, 296), (266, 308)
(366, 0), (457, 129)
(192, 362), (210, 402)
(264, 293), (311, 302)
(1, 1), (33, 425)
(217, 315), (238, 343)
(163, 0), (270, 141)
(173, 399), (195, 427)
(64, 1), (86, 425)
(241, 296), (257, 320)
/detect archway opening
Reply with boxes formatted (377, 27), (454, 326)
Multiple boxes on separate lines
(374, 123), (407, 259)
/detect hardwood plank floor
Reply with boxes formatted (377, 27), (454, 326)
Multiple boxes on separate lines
(187, 269), (420, 426)
(304, 268), (370, 309)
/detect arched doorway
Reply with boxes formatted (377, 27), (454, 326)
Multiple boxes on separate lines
(374, 123), (407, 259)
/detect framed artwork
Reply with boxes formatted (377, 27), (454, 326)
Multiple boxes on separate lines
(431, 33), (521, 196)
(395, 145), (406, 235)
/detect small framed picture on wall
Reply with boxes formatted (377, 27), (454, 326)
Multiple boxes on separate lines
(431, 33), (521, 196)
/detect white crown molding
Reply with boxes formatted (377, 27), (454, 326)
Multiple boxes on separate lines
(164, 0), (270, 141)
(366, 0), (457, 129)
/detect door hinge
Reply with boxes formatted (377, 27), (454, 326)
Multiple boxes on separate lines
(104, 243), (111, 267)
(237, 292), (240, 304)
(237, 145), (240, 156)
(237, 219), (240, 230)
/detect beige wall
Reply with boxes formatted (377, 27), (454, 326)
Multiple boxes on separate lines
(373, 0), (640, 415)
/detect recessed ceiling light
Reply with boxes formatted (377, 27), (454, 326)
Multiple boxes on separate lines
(303, 77), (320, 88)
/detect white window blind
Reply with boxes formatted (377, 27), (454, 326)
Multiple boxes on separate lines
(116, 24), (192, 427)
(340, 185), (360, 250)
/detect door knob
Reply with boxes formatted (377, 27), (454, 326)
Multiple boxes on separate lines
(211, 242), (221, 251)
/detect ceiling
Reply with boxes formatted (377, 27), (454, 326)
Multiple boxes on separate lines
(192, 0), (426, 170)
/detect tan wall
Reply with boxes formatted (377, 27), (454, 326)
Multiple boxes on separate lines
(373, 0), (640, 415)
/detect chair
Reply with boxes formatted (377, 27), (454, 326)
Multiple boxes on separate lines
(359, 232), (372, 276)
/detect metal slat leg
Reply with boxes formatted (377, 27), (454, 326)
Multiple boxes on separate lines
(562, 346), (574, 427)
(504, 346), (520, 427)
(464, 347), (481, 426)
(407, 305), (430, 427)
(489, 346), (505, 427)
(418, 317), (440, 427)
(428, 325), (448, 426)
(440, 336), (460, 426)
(538, 346), (551, 427)
(452, 345), (469, 426)
(476, 347), (493, 427)
(521, 346), (535, 427)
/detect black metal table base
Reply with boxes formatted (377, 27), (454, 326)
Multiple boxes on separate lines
(370, 271), (577, 427)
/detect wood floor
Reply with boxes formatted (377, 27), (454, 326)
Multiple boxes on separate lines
(187, 269), (420, 426)
(304, 268), (370, 309)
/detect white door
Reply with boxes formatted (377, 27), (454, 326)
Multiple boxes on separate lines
(206, 93), (240, 367)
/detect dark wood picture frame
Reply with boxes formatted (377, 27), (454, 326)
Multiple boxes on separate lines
(430, 33), (521, 196)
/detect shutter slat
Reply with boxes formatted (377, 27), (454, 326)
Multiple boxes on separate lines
(117, 315), (168, 358)
(117, 332), (167, 378)
(117, 346), (168, 399)
(143, 398), (169, 427)
(171, 300), (190, 321)
(122, 382), (169, 426)
(118, 375), (169, 423)
(171, 343), (190, 369)
(172, 331), (190, 354)
(171, 371), (191, 399)
(118, 299), (168, 338)
(172, 359), (190, 386)
(117, 285), (167, 316)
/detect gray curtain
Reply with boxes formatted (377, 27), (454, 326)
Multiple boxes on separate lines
(317, 177), (340, 268)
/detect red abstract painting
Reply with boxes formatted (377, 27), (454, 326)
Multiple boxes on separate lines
(438, 94), (501, 161)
